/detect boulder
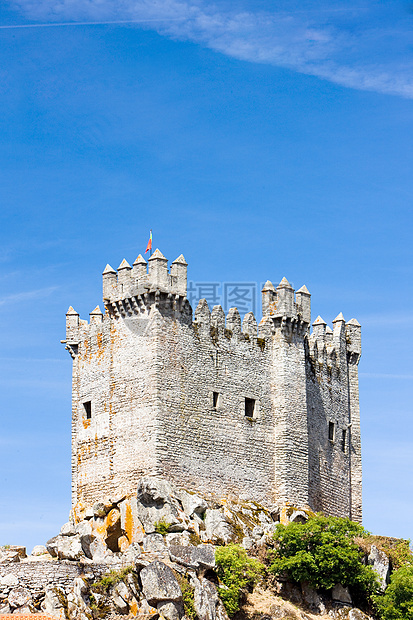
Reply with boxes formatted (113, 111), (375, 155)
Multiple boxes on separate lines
(204, 509), (233, 544)
(0, 549), (20, 563)
(120, 498), (145, 544)
(61, 522), (76, 536)
(368, 545), (390, 591)
(57, 534), (85, 561)
(301, 582), (325, 613)
(122, 542), (142, 565)
(46, 535), (60, 557)
(41, 586), (67, 620)
(178, 489), (208, 518)
(31, 544), (48, 556)
(140, 561), (182, 604)
(157, 600), (184, 620)
(136, 477), (183, 534)
(166, 531), (192, 547)
(89, 537), (108, 562)
(332, 583), (352, 605)
(193, 576), (229, 620)
(0, 573), (19, 587)
(143, 533), (168, 553)
(112, 582), (130, 613)
(8, 586), (31, 609)
(169, 544), (215, 570)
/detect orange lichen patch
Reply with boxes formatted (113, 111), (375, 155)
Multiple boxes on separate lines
(72, 500), (86, 524)
(125, 502), (134, 543)
(96, 332), (105, 361)
(129, 601), (138, 616)
(268, 301), (278, 316)
(82, 418), (91, 429)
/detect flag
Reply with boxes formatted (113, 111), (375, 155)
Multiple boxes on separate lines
(145, 230), (152, 254)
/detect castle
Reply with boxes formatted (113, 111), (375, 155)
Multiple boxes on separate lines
(63, 249), (362, 522)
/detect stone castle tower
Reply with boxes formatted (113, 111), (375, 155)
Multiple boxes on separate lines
(63, 249), (362, 522)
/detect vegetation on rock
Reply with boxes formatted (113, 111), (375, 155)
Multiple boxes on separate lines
(374, 563), (413, 619)
(215, 543), (265, 617)
(268, 514), (379, 604)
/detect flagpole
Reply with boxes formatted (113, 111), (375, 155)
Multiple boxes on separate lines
(150, 229), (153, 257)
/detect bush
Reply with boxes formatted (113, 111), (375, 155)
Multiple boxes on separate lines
(268, 514), (379, 603)
(92, 566), (134, 592)
(154, 518), (170, 536)
(374, 564), (413, 619)
(215, 543), (265, 617)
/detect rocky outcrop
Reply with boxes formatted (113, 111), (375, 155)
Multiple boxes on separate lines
(0, 478), (383, 620)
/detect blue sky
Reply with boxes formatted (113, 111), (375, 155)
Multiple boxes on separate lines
(0, 0), (412, 552)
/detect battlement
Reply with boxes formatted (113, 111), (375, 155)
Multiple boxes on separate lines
(102, 249), (188, 305)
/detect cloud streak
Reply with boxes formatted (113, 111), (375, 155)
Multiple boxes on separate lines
(8, 0), (413, 98)
(0, 286), (58, 306)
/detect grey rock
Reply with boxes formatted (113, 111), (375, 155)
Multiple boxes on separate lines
(89, 537), (112, 562)
(8, 586), (31, 609)
(60, 522), (77, 536)
(93, 502), (109, 518)
(193, 577), (229, 620)
(112, 582), (130, 613)
(46, 535), (60, 557)
(166, 531), (192, 547)
(143, 533), (167, 553)
(204, 509), (233, 544)
(41, 586), (67, 619)
(301, 582), (325, 613)
(157, 600), (184, 620)
(348, 610), (371, 620)
(169, 544), (215, 570)
(84, 507), (94, 519)
(252, 525), (264, 540)
(31, 544), (48, 556)
(368, 545), (390, 591)
(57, 535), (85, 561)
(178, 489), (208, 517)
(332, 583), (352, 604)
(75, 520), (92, 537)
(0, 573), (19, 587)
(0, 550), (20, 563)
(122, 542), (142, 565)
(136, 477), (183, 534)
(140, 561), (182, 604)
(13, 605), (34, 614)
(138, 477), (175, 505)
(0, 603), (11, 614)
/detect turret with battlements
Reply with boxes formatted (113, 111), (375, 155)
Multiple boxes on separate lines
(63, 247), (362, 525)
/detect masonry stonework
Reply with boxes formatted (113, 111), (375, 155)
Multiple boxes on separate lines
(63, 248), (362, 522)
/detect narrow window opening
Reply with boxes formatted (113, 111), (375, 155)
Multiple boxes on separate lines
(83, 401), (92, 420)
(328, 421), (335, 442)
(212, 392), (219, 409)
(245, 398), (255, 418)
(341, 429), (346, 452)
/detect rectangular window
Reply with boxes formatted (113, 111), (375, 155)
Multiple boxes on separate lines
(328, 421), (335, 442)
(245, 398), (255, 418)
(341, 429), (346, 452)
(212, 392), (219, 409)
(83, 401), (92, 420)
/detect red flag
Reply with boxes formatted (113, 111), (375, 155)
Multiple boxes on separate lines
(145, 230), (152, 254)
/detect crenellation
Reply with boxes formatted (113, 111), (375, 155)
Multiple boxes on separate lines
(275, 277), (296, 319)
(65, 246), (363, 523)
(226, 307), (242, 336)
(242, 311), (258, 338)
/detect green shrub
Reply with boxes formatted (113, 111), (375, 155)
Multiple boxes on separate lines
(269, 514), (379, 603)
(176, 574), (196, 619)
(374, 564), (413, 620)
(215, 543), (265, 617)
(154, 518), (170, 536)
(92, 566), (134, 592)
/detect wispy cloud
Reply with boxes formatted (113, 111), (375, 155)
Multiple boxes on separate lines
(8, 0), (413, 98)
(0, 286), (58, 306)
